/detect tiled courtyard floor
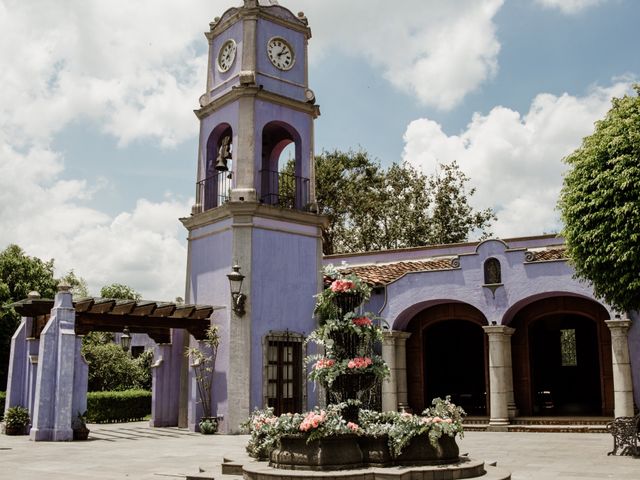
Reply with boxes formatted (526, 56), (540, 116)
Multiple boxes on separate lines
(0, 422), (638, 479)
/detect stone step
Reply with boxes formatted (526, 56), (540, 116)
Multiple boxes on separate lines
(243, 458), (507, 480)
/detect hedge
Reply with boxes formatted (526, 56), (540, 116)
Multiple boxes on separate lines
(0, 391), (5, 421)
(86, 389), (151, 423)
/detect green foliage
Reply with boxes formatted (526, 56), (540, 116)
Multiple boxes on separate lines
(361, 397), (465, 457)
(60, 269), (90, 298)
(100, 283), (142, 300)
(86, 389), (151, 423)
(0, 391), (5, 421)
(186, 325), (220, 418)
(559, 85), (640, 311)
(82, 341), (150, 392)
(4, 405), (30, 428)
(0, 244), (58, 389)
(303, 150), (495, 254)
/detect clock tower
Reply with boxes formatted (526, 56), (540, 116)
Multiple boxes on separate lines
(180, 0), (326, 433)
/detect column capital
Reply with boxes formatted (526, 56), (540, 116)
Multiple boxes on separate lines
(605, 319), (632, 333)
(382, 330), (412, 341)
(482, 325), (515, 336)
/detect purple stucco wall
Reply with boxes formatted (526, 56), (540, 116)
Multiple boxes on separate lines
(187, 223), (233, 423)
(250, 217), (321, 410)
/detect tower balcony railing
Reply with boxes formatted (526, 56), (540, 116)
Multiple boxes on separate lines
(260, 169), (310, 211)
(196, 171), (233, 212)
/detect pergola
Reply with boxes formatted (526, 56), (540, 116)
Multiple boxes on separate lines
(11, 296), (219, 343)
(6, 288), (224, 440)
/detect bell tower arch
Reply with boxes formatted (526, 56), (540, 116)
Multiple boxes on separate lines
(181, 1), (326, 433)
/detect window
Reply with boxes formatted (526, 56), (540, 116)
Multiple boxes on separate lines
(264, 333), (304, 415)
(560, 329), (577, 366)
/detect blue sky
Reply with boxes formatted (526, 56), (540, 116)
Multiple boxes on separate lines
(1, 0), (638, 299)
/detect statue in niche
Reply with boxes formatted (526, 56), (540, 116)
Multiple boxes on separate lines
(484, 258), (501, 285)
(215, 135), (232, 171)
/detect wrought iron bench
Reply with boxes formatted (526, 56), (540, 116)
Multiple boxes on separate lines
(607, 413), (640, 456)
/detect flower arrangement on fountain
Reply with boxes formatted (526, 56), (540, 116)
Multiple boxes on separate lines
(242, 403), (362, 459)
(242, 265), (466, 468)
(313, 265), (372, 323)
(359, 397), (466, 458)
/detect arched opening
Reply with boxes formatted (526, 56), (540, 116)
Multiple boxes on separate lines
(202, 124), (233, 210)
(259, 121), (308, 210)
(423, 320), (487, 415)
(509, 295), (613, 416)
(405, 302), (488, 415)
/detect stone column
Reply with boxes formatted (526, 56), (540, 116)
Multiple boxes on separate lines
(394, 332), (412, 411)
(483, 325), (514, 429)
(381, 332), (397, 412)
(606, 317), (635, 417)
(503, 328), (518, 419)
(30, 284), (78, 441)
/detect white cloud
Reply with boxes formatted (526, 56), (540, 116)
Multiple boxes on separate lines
(0, 144), (189, 299)
(402, 80), (635, 238)
(535, 0), (607, 14)
(297, 0), (504, 110)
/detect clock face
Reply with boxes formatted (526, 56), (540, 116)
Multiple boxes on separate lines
(217, 39), (237, 73)
(267, 37), (295, 71)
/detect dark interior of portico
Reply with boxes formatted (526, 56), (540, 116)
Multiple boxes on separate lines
(406, 302), (489, 415)
(510, 295), (613, 416)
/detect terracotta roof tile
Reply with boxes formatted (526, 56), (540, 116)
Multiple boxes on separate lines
(524, 247), (567, 262)
(339, 257), (459, 286)
(334, 247), (568, 286)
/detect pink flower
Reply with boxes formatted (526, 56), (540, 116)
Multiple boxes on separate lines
(347, 357), (373, 369)
(314, 358), (335, 370)
(352, 316), (372, 327)
(347, 422), (359, 432)
(433, 416), (442, 423)
(444, 418), (452, 424)
(330, 279), (356, 293)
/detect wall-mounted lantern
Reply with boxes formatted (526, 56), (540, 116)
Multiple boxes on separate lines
(227, 264), (246, 316)
(121, 326), (132, 353)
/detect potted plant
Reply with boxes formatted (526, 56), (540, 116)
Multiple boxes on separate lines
(72, 411), (90, 440)
(186, 325), (220, 434)
(4, 406), (30, 436)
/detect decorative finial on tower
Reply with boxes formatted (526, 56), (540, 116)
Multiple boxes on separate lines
(243, 0), (258, 8)
(57, 281), (71, 293)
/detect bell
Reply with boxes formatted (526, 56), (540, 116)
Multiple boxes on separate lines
(215, 135), (231, 172)
(215, 156), (228, 171)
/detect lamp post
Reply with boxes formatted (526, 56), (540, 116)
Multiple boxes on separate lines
(121, 326), (132, 353)
(226, 264), (246, 316)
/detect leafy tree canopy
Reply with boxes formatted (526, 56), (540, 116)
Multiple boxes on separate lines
(60, 269), (90, 298)
(0, 244), (58, 388)
(288, 150), (495, 255)
(559, 85), (640, 312)
(100, 283), (142, 300)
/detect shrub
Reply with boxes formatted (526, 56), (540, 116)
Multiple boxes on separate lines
(4, 405), (29, 428)
(86, 389), (151, 423)
(82, 341), (150, 392)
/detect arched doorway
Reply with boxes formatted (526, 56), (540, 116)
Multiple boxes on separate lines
(406, 302), (488, 415)
(509, 295), (613, 416)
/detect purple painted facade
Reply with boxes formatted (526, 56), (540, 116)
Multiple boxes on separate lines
(326, 236), (639, 409)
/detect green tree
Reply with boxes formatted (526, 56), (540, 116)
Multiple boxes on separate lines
(0, 245), (58, 389)
(559, 85), (640, 312)
(310, 150), (495, 254)
(60, 269), (90, 298)
(100, 283), (142, 300)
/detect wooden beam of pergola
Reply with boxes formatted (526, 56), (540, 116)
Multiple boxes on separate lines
(9, 297), (223, 341)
